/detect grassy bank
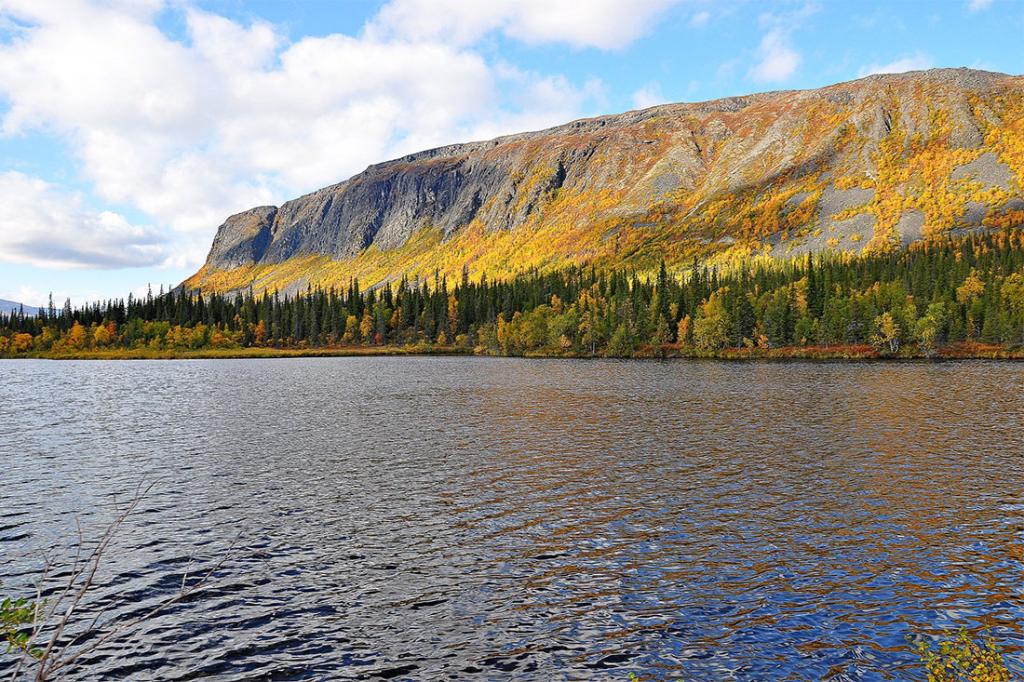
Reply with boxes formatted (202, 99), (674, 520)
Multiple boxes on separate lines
(9, 342), (1024, 361)
(14, 345), (473, 360)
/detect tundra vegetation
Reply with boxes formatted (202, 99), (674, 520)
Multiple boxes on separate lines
(3, 232), (1024, 360)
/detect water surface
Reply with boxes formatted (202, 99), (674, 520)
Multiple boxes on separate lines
(1, 358), (1022, 680)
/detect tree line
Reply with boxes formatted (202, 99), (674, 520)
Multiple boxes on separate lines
(3, 230), (1024, 357)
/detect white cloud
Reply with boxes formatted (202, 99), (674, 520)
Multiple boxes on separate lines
(631, 83), (668, 109)
(746, 5), (819, 85)
(857, 53), (934, 77)
(0, 285), (44, 309)
(689, 10), (710, 28)
(0, 171), (167, 269)
(967, 0), (993, 10)
(0, 0), (607, 272)
(366, 0), (681, 50)
(0, 284), (82, 310)
(749, 28), (801, 82)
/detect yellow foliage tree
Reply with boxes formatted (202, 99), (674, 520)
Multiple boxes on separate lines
(67, 322), (87, 349)
(93, 324), (111, 347)
(956, 270), (985, 304)
(253, 320), (267, 346)
(343, 314), (359, 344)
(871, 312), (901, 354)
(359, 311), (374, 344)
(676, 314), (692, 347)
(446, 294), (459, 333)
(12, 333), (34, 353)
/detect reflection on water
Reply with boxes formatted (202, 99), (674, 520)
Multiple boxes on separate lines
(0, 357), (1022, 680)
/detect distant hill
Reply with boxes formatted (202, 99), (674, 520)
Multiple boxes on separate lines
(186, 67), (1024, 295)
(0, 299), (39, 316)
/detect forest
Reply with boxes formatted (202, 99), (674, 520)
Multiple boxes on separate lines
(3, 230), (1024, 359)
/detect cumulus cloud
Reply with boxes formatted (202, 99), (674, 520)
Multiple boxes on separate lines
(748, 28), (801, 83)
(464, 66), (607, 140)
(0, 0), (608, 271)
(857, 53), (934, 77)
(0, 285), (51, 309)
(967, 0), (993, 10)
(631, 83), (668, 109)
(366, 0), (681, 49)
(746, 5), (819, 85)
(0, 171), (166, 269)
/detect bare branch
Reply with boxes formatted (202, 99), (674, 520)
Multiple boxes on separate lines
(5, 482), (237, 682)
(45, 542), (236, 677)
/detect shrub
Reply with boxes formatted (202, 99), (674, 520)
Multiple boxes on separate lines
(915, 629), (1012, 682)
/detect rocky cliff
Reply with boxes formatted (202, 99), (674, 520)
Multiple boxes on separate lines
(187, 68), (1024, 294)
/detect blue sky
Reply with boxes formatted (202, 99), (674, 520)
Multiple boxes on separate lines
(0, 0), (1021, 307)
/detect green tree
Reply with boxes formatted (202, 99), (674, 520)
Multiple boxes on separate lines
(915, 302), (946, 357)
(693, 291), (731, 351)
(606, 323), (634, 357)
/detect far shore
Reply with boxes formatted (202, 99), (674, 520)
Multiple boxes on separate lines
(5, 342), (1024, 361)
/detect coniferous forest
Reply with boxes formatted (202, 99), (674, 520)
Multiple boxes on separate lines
(3, 231), (1024, 359)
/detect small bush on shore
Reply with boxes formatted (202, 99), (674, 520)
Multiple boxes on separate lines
(915, 629), (1012, 682)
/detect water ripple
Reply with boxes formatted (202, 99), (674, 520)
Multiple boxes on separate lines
(0, 357), (1021, 680)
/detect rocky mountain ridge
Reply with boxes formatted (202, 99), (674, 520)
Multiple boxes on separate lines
(187, 68), (1024, 294)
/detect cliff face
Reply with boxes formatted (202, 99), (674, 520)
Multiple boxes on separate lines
(189, 68), (1024, 294)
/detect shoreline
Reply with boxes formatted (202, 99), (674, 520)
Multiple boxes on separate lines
(5, 342), (1023, 361)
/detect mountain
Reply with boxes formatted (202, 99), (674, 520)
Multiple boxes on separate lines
(0, 299), (39, 315)
(186, 68), (1024, 295)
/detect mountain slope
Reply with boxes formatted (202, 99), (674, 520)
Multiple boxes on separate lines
(186, 68), (1024, 295)
(0, 299), (38, 315)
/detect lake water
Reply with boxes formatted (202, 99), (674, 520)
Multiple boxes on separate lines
(0, 357), (1022, 680)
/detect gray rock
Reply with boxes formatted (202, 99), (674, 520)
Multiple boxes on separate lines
(951, 152), (1015, 189)
(204, 206), (277, 269)
(958, 202), (989, 227)
(897, 210), (925, 245)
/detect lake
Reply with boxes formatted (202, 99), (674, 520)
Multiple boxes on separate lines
(1, 357), (1022, 680)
